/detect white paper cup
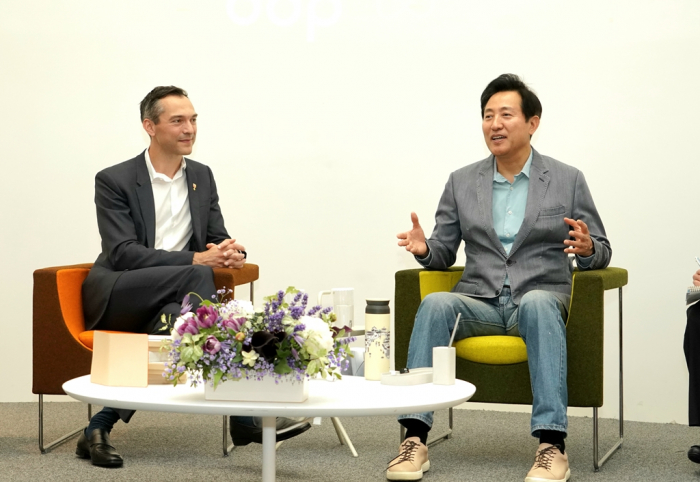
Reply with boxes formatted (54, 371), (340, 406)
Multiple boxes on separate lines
(432, 347), (456, 385)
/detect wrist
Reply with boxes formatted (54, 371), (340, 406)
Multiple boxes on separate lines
(193, 252), (203, 265)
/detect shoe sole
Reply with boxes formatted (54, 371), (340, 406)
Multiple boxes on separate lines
(76, 449), (123, 467)
(524, 468), (570, 482)
(231, 421), (312, 446)
(386, 460), (430, 481)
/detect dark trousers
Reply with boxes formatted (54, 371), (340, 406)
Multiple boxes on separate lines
(95, 265), (216, 423)
(95, 265), (216, 334)
(685, 302), (700, 426)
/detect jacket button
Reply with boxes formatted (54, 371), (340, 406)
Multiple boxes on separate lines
(495, 290), (500, 295)
(506, 259), (514, 267)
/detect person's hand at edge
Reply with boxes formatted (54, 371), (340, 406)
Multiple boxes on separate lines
(397, 212), (428, 257)
(692, 269), (700, 287)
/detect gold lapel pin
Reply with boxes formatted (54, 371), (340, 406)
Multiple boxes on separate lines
(193, 183), (197, 191)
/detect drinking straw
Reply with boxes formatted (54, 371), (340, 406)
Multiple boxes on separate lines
(448, 313), (461, 347)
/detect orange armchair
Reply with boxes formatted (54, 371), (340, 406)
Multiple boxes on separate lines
(33, 262), (259, 453)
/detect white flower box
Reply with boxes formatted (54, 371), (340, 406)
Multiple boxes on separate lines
(204, 375), (309, 403)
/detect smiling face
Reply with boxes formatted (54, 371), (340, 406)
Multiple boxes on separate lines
(143, 94), (197, 159)
(482, 90), (539, 163)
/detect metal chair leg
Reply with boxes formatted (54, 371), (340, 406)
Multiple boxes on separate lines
(427, 407), (453, 447)
(399, 407), (454, 448)
(39, 395), (91, 454)
(593, 286), (624, 471)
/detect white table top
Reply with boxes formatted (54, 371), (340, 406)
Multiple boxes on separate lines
(63, 375), (475, 418)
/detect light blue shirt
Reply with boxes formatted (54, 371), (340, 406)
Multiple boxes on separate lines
(492, 149), (593, 286)
(492, 151), (533, 258)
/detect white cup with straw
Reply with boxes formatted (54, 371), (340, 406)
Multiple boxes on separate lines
(433, 313), (460, 385)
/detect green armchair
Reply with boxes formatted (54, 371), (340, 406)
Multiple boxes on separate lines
(394, 267), (628, 471)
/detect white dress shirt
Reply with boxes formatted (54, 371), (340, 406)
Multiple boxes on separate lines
(144, 149), (193, 252)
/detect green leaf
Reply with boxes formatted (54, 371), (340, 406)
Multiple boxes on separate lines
(193, 345), (203, 360)
(274, 361), (292, 375)
(213, 370), (224, 389)
(181, 346), (194, 363)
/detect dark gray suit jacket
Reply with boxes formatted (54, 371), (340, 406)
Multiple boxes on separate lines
(418, 148), (611, 304)
(82, 151), (230, 329)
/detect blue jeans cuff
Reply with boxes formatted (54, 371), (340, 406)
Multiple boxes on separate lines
(531, 424), (568, 438)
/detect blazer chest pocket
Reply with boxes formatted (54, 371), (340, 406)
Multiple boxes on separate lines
(535, 205), (567, 239)
(539, 205), (566, 217)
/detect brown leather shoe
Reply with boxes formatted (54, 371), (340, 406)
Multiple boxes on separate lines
(386, 436), (430, 480)
(76, 429), (123, 468)
(524, 443), (570, 482)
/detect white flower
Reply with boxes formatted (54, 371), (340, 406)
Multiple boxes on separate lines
(241, 350), (259, 367)
(221, 299), (255, 317)
(301, 316), (334, 353)
(171, 312), (195, 341)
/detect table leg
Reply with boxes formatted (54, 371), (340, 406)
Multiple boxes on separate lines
(261, 416), (276, 482)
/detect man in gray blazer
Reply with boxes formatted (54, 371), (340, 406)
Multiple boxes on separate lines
(388, 74), (611, 482)
(77, 86), (310, 468)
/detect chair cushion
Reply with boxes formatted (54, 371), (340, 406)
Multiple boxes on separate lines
(78, 330), (128, 350)
(78, 331), (96, 350)
(454, 335), (528, 365)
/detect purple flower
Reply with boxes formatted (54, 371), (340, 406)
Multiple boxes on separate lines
(204, 336), (221, 355)
(289, 305), (304, 320)
(176, 318), (199, 337)
(196, 305), (218, 329)
(222, 316), (244, 332)
(180, 294), (192, 315)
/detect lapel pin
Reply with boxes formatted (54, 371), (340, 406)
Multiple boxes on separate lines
(193, 183), (197, 191)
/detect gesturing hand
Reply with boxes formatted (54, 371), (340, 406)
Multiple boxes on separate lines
(692, 269), (700, 287)
(563, 218), (594, 257)
(397, 212), (428, 257)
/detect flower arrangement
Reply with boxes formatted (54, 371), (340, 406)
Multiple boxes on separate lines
(162, 287), (354, 388)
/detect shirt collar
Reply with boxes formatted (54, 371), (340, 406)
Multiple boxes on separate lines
(144, 148), (187, 182)
(493, 149), (533, 183)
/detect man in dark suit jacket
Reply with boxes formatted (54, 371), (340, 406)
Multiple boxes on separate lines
(389, 75), (611, 482)
(77, 86), (310, 468)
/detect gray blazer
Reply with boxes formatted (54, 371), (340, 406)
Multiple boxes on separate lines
(82, 152), (230, 329)
(418, 148), (611, 304)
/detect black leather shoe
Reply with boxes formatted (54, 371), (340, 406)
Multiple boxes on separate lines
(229, 417), (311, 446)
(689, 445), (700, 463)
(76, 428), (123, 467)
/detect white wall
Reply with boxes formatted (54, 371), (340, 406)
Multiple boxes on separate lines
(2, 0), (699, 424)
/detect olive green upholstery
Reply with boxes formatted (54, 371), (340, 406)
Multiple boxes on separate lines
(395, 267), (628, 407)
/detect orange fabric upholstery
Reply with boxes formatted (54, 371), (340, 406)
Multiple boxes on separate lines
(78, 330), (125, 350)
(33, 263), (259, 396)
(56, 268), (90, 345)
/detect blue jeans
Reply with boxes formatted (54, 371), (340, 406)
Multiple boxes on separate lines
(398, 287), (570, 437)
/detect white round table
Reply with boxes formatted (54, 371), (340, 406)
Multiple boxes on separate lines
(64, 375), (475, 481)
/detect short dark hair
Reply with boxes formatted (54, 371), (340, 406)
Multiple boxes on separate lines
(140, 86), (189, 123)
(480, 74), (542, 121)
